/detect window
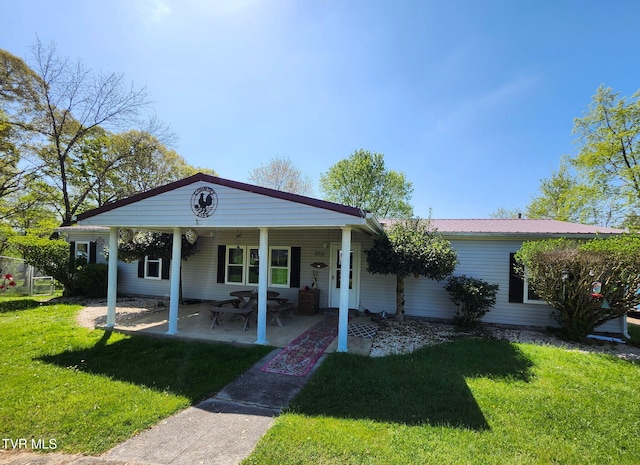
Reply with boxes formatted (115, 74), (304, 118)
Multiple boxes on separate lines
(247, 248), (259, 284)
(509, 253), (545, 304)
(144, 256), (163, 280)
(224, 245), (290, 287)
(226, 247), (245, 284)
(523, 272), (545, 304)
(75, 241), (90, 260)
(269, 248), (290, 287)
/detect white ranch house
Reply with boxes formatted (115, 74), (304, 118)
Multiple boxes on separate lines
(64, 173), (629, 351)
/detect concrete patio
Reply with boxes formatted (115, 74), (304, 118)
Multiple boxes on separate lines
(98, 301), (376, 356)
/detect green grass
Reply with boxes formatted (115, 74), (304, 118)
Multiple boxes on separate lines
(245, 338), (640, 465)
(0, 295), (272, 454)
(628, 321), (640, 348)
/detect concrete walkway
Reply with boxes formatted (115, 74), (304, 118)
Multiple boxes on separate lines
(0, 349), (324, 465)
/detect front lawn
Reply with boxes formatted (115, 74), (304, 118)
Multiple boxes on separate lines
(628, 320), (640, 348)
(245, 337), (640, 464)
(0, 296), (272, 454)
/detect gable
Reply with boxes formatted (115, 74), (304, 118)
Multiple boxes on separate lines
(77, 173), (376, 229)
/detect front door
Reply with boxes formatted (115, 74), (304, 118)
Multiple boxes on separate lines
(329, 243), (360, 308)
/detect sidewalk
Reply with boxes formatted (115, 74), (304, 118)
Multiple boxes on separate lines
(0, 349), (323, 465)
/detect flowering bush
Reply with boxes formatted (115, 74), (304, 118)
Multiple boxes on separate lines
(0, 273), (17, 292)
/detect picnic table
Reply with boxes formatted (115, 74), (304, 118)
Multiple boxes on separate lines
(209, 290), (295, 330)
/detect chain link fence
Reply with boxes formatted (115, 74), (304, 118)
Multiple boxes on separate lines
(0, 256), (55, 296)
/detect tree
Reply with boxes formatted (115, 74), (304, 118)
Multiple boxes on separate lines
(489, 207), (522, 219)
(1, 41), (156, 225)
(248, 156), (313, 195)
(320, 149), (413, 218)
(571, 85), (640, 224)
(515, 236), (640, 340)
(526, 156), (627, 227)
(9, 235), (71, 291)
(365, 218), (457, 322)
(1, 41), (213, 228)
(74, 129), (215, 211)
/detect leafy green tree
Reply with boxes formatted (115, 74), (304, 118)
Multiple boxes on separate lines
(515, 235), (640, 340)
(572, 86), (640, 224)
(9, 235), (71, 291)
(365, 218), (457, 322)
(0, 48), (42, 106)
(1, 42), (212, 228)
(248, 155), (313, 195)
(73, 129), (215, 212)
(525, 158), (625, 226)
(320, 149), (413, 218)
(489, 207), (522, 219)
(1, 41), (157, 225)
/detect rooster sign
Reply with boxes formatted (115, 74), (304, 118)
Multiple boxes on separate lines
(191, 186), (218, 218)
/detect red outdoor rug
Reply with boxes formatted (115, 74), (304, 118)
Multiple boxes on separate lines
(260, 317), (339, 377)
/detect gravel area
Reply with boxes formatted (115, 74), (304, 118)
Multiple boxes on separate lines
(74, 298), (640, 362)
(370, 317), (640, 362)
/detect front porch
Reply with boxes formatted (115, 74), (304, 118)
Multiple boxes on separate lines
(89, 301), (375, 356)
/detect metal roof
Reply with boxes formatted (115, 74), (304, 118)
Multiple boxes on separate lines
(381, 218), (626, 237)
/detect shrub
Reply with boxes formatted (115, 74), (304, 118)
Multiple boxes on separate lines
(445, 275), (499, 327)
(70, 263), (108, 298)
(516, 235), (640, 340)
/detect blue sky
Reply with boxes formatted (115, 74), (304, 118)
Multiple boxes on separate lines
(2, 0), (640, 218)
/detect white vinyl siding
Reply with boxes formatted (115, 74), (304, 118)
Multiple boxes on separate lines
(65, 228), (626, 334)
(79, 182), (371, 229)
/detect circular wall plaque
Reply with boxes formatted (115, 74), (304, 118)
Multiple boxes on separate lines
(191, 186), (218, 218)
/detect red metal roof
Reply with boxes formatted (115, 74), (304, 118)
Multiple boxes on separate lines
(381, 218), (626, 236)
(431, 219), (625, 235)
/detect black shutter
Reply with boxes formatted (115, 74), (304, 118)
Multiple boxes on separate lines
(89, 242), (97, 264)
(69, 241), (76, 272)
(138, 259), (145, 278)
(217, 245), (226, 283)
(508, 253), (524, 303)
(290, 246), (301, 288)
(161, 258), (170, 280)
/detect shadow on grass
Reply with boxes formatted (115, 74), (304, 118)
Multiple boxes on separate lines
(289, 338), (534, 430)
(39, 330), (272, 403)
(0, 298), (49, 313)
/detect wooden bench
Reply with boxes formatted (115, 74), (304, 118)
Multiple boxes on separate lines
(208, 299), (255, 331)
(268, 303), (297, 327)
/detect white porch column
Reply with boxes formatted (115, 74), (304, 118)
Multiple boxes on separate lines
(167, 228), (182, 335)
(338, 226), (352, 352)
(255, 227), (269, 345)
(106, 227), (119, 328)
